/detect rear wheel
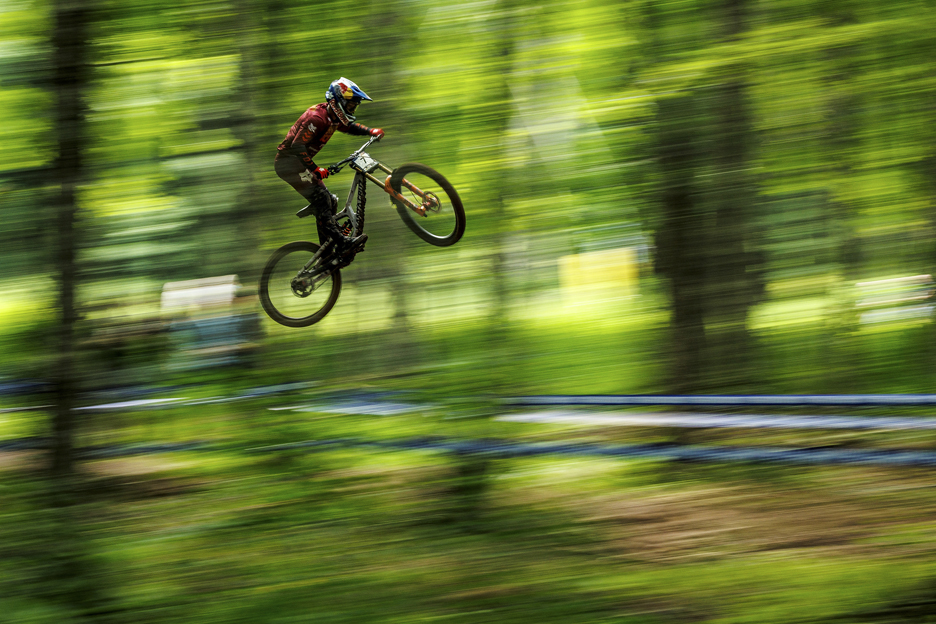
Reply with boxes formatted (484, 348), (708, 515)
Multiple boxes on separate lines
(259, 241), (341, 328)
(389, 163), (465, 247)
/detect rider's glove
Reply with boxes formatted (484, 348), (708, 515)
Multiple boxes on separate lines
(370, 128), (384, 140)
(314, 166), (330, 179)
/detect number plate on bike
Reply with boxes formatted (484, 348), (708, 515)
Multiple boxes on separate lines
(352, 153), (380, 173)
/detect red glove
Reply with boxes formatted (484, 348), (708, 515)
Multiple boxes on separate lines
(315, 166), (329, 179)
(370, 128), (384, 140)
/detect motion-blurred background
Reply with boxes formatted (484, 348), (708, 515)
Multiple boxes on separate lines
(8, 0), (936, 399)
(4, 0), (936, 622)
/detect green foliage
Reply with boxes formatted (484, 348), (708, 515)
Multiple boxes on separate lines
(4, 0), (936, 393)
(6, 0), (936, 616)
(5, 415), (936, 623)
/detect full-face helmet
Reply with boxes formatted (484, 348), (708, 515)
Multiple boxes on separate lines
(325, 77), (372, 125)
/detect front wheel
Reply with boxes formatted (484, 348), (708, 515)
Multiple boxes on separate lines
(259, 241), (342, 328)
(389, 163), (466, 247)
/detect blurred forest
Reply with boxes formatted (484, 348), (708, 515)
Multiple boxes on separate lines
(4, 0), (936, 401)
(5, 0), (936, 621)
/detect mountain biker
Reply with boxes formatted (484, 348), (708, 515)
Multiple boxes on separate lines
(275, 77), (384, 254)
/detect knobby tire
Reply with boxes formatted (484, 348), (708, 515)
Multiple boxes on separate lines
(389, 163), (466, 247)
(259, 241), (342, 328)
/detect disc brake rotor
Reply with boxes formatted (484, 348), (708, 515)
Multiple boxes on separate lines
(291, 275), (315, 298)
(424, 192), (441, 213)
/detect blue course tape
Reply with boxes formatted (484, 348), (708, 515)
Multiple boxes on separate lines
(504, 395), (936, 407)
(77, 441), (215, 459)
(0, 437), (49, 451)
(0, 381), (50, 396)
(249, 438), (936, 467)
(4, 436), (936, 467)
(498, 412), (936, 430)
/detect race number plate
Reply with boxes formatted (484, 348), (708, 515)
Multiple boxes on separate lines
(352, 153), (379, 173)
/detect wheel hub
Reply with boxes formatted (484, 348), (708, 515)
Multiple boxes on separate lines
(424, 192), (441, 213)
(290, 275), (314, 298)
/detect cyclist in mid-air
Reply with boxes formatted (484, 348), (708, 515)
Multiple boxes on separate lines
(275, 77), (384, 254)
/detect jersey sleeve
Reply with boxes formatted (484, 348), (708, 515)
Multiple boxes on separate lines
(298, 151), (316, 170)
(342, 122), (373, 137)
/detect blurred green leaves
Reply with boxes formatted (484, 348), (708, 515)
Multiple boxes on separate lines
(3, 0), (936, 396)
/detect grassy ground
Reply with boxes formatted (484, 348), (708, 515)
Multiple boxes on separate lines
(4, 386), (936, 623)
(4, 278), (936, 622)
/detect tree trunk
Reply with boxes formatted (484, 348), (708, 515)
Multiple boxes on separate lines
(644, 0), (709, 393)
(654, 94), (708, 393)
(705, 0), (763, 390)
(822, 2), (864, 391)
(232, 0), (268, 282)
(51, 0), (91, 476)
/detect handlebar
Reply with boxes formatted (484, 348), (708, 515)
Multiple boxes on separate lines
(327, 135), (381, 175)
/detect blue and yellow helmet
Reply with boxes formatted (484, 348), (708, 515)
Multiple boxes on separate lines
(325, 77), (372, 125)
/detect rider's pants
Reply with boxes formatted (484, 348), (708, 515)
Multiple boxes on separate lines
(274, 152), (343, 245)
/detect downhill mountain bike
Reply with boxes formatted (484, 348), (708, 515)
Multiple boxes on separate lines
(259, 136), (466, 328)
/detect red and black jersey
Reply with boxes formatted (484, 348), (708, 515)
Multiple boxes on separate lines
(276, 103), (371, 170)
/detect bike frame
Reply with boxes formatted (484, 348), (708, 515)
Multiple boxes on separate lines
(293, 138), (442, 292)
(329, 136), (440, 221)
